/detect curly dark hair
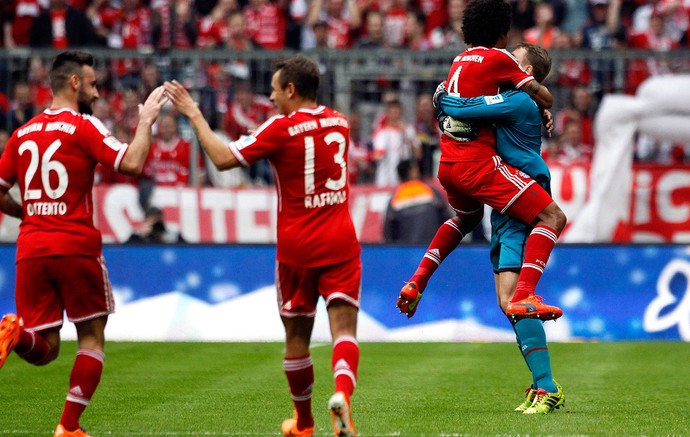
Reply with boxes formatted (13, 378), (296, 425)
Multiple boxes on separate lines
(461, 0), (512, 47)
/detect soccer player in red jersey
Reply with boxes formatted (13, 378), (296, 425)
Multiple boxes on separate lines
(164, 54), (360, 437)
(396, 0), (567, 321)
(0, 50), (168, 437)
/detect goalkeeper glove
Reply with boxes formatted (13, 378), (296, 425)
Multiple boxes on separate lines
(438, 115), (478, 142)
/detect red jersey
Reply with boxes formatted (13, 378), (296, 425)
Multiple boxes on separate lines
(228, 106), (361, 268)
(0, 108), (129, 261)
(442, 46), (535, 162)
(143, 137), (194, 186)
(244, 4), (286, 49)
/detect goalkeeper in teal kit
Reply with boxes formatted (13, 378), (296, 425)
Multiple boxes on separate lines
(435, 42), (565, 414)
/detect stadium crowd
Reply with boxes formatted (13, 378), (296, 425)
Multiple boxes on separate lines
(1, 0), (690, 191)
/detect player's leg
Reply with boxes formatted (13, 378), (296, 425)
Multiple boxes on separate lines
(56, 255), (114, 436)
(3, 258), (65, 369)
(510, 201), (567, 305)
(322, 257), (360, 437)
(277, 262), (317, 436)
(398, 162), (483, 317)
(476, 158), (565, 319)
(55, 316), (106, 437)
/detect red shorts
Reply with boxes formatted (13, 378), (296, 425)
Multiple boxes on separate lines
(437, 156), (552, 225)
(276, 256), (361, 318)
(15, 255), (115, 332)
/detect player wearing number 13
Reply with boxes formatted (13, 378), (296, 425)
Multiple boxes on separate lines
(164, 54), (360, 437)
(0, 50), (168, 437)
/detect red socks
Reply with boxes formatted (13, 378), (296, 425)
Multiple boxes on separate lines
(59, 349), (105, 431)
(513, 225), (559, 302)
(332, 336), (359, 399)
(14, 330), (51, 364)
(410, 218), (465, 291)
(284, 355), (314, 429)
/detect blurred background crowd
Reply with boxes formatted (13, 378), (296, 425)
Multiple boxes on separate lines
(1, 0), (689, 194)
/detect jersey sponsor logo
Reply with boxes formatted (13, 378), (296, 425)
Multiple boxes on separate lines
(484, 94), (505, 105)
(26, 201), (67, 216)
(304, 189), (347, 209)
(45, 121), (76, 135)
(17, 122), (43, 138)
(103, 135), (125, 151)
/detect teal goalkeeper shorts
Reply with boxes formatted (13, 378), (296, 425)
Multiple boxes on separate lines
(489, 210), (531, 273)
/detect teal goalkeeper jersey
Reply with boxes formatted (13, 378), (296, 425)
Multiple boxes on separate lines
(438, 89), (551, 194)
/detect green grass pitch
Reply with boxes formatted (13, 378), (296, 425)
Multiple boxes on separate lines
(1, 341), (689, 436)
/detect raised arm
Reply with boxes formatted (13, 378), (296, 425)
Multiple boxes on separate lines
(164, 80), (240, 171)
(119, 86), (169, 175)
(439, 90), (528, 122)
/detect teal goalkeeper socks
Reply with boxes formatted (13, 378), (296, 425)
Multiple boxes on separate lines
(514, 318), (557, 393)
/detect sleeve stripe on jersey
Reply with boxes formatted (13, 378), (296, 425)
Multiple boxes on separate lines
(516, 76), (535, 89)
(253, 114), (284, 137)
(228, 141), (250, 167)
(113, 143), (130, 172)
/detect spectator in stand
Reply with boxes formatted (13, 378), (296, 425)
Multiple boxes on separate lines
(632, 0), (689, 44)
(348, 110), (375, 184)
(140, 62), (162, 97)
(304, 0), (359, 49)
(550, 32), (592, 89)
(3, 0), (44, 47)
(626, 6), (680, 93)
(546, 119), (594, 164)
(152, 0), (197, 50)
(244, 0), (287, 49)
(2, 82), (37, 134)
(91, 0), (152, 85)
(405, 10), (431, 50)
(143, 111), (202, 186)
(418, 0), (448, 36)
(95, 123), (141, 186)
(0, 130), (9, 154)
(429, 0), (465, 49)
(117, 88), (145, 137)
(382, 0), (410, 48)
(196, 0), (238, 49)
(356, 9), (386, 48)
(373, 99), (421, 186)
(414, 92), (440, 179)
(223, 80), (275, 185)
(557, 0), (590, 41)
(510, 0), (536, 33)
(555, 84), (595, 148)
(523, 1), (561, 49)
(28, 58), (53, 110)
(311, 19), (331, 48)
(29, 0), (101, 48)
(223, 80), (274, 140)
(580, 0), (628, 96)
(383, 159), (452, 244)
(92, 99), (115, 132)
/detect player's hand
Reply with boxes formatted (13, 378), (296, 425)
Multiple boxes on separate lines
(438, 115), (478, 142)
(163, 80), (201, 119)
(432, 81), (448, 110)
(541, 109), (554, 137)
(138, 85), (168, 125)
(397, 283), (423, 319)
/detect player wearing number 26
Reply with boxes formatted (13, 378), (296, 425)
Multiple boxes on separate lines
(164, 54), (361, 437)
(0, 50), (167, 437)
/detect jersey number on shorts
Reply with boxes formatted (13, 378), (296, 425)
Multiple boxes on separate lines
(18, 139), (69, 200)
(303, 132), (347, 195)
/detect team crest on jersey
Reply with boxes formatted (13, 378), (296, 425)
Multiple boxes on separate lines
(236, 135), (256, 150)
(518, 170), (529, 178)
(484, 95), (505, 105)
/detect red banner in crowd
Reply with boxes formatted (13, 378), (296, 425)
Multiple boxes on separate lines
(1, 164), (689, 243)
